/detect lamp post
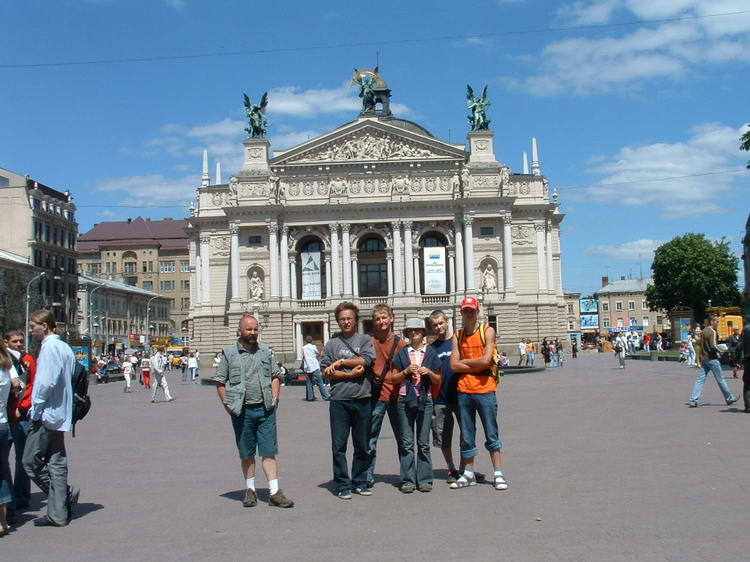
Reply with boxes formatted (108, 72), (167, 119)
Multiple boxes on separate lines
(25, 271), (47, 351)
(88, 281), (105, 340)
(144, 295), (160, 351)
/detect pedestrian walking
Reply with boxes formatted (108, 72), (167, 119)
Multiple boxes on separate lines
(449, 296), (507, 492)
(365, 304), (405, 489)
(0, 337), (20, 535)
(320, 302), (375, 500)
(302, 336), (330, 401)
(727, 326), (742, 378)
(186, 353), (198, 383)
(687, 315), (738, 408)
(141, 356), (152, 389)
(22, 309), (80, 527)
(518, 339), (527, 367)
(150, 348), (175, 403)
(122, 356), (133, 392)
(211, 314), (294, 508)
(572, 341), (578, 359)
(526, 339), (535, 365)
(614, 333), (626, 369)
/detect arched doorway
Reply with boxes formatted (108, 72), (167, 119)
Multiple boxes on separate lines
(297, 237), (327, 300)
(357, 235), (388, 297)
(418, 233), (449, 294)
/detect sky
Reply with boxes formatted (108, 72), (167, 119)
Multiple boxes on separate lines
(1, 0), (749, 295)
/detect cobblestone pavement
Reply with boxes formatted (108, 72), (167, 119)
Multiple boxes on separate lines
(3, 353), (749, 561)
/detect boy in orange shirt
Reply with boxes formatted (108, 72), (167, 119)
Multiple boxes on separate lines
(449, 296), (507, 491)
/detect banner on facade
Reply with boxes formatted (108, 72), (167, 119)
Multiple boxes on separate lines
(580, 314), (599, 329)
(422, 247), (446, 294)
(301, 251), (322, 299)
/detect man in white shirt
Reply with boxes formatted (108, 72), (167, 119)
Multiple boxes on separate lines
(22, 309), (80, 527)
(151, 347), (175, 403)
(303, 336), (329, 401)
(518, 340), (527, 366)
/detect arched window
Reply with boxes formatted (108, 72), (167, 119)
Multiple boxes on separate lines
(297, 237), (326, 300)
(418, 232), (449, 295)
(358, 235), (387, 297)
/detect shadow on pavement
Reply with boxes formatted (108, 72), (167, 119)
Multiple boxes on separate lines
(220, 489), (271, 503)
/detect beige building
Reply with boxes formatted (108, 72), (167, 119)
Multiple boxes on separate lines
(187, 74), (566, 362)
(563, 292), (582, 348)
(595, 276), (670, 335)
(0, 167), (79, 334)
(78, 217), (191, 345)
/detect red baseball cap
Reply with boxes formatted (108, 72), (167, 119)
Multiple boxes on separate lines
(460, 296), (480, 310)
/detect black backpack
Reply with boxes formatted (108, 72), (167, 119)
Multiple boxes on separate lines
(71, 361), (92, 436)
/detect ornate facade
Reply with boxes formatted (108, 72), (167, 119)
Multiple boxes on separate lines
(188, 82), (565, 362)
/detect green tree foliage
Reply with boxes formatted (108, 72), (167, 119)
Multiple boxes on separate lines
(645, 234), (741, 323)
(742, 124), (750, 169)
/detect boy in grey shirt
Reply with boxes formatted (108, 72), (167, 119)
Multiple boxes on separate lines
(321, 302), (375, 499)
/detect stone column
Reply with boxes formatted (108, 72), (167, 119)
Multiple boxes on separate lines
(289, 257), (298, 300)
(502, 214), (515, 293)
(323, 320), (330, 342)
(352, 256), (359, 297)
(342, 223), (352, 296)
(392, 222), (403, 294)
(324, 257), (332, 299)
(295, 322), (303, 360)
(195, 236), (202, 304)
(230, 223), (240, 301)
(455, 224), (465, 293)
(448, 250), (456, 294)
(403, 221), (414, 294)
(200, 235), (211, 303)
(280, 225), (290, 299)
(535, 224), (547, 292)
(386, 253), (394, 295)
(546, 220), (554, 293)
(463, 214), (475, 292)
(330, 223), (340, 296)
(413, 255), (421, 295)
(268, 222), (279, 298)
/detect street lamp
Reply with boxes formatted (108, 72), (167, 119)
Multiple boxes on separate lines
(25, 271), (47, 351)
(144, 295), (160, 350)
(88, 282), (105, 339)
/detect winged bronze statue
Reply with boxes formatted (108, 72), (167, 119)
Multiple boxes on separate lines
(244, 92), (269, 138)
(467, 84), (491, 131)
(352, 67), (380, 114)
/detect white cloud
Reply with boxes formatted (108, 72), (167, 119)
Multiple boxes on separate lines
(163, 0), (186, 8)
(586, 238), (664, 259)
(454, 36), (495, 49)
(507, 2), (750, 95)
(582, 122), (749, 217)
(271, 130), (323, 151)
(96, 209), (117, 218)
(95, 174), (198, 207)
(267, 85), (410, 118)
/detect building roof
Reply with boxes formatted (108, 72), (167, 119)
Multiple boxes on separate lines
(78, 217), (189, 253)
(595, 278), (653, 295)
(78, 274), (167, 299)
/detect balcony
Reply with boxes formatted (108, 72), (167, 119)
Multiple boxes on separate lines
(421, 295), (451, 305)
(298, 299), (326, 309)
(359, 297), (388, 306)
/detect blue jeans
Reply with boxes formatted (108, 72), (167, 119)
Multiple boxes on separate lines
(527, 351), (535, 366)
(457, 392), (502, 458)
(10, 419), (31, 508)
(690, 359), (735, 403)
(397, 396), (433, 487)
(366, 400), (401, 485)
(0, 423), (13, 506)
(329, 398), (371, 493)
(305, 369), (330, 401)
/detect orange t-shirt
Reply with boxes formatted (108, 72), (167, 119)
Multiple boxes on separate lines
(372, 334), (408, 402)
(456, 327), (497, 394)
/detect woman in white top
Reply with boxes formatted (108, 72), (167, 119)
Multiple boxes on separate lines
(0, 340), (20, 535)
(187, 353), (198, 383)
(122, 355), (133, 393)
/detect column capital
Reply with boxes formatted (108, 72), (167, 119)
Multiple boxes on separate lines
(325, 256), (331, 263)
(448, 250), (456, 259)
(341, 223), (351, 233)
(502, 213), (512, 225)
(289, 256), (297, 265)
(328, 222), (339, 232)
(534, 224), (545, 232)
(281, 224), (289, 235)
(199, 235), (211, 245)
(229, 222), (240, 235)
(463, 215), (474, 226)
(267, 222), (279, 234)
(402, 220), (413, 230)
(392, 220), (402, 229)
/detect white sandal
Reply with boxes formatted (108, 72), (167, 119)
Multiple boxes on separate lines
(494, 474), (508, 490)
(449, 475), (477, 489)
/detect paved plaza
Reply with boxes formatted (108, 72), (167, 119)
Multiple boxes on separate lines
(3, 352), (749, 561)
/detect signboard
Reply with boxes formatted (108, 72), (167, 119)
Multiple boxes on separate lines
(69, 339), (92, 372)
(579, 297), (598, 313)
(301, 251), (322, 299)
(679, 317), (691, 342)
(422, 247), (446, 294)
(580, 314), (599, 329)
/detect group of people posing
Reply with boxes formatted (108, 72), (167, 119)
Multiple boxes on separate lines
(211, 295), (507, 507)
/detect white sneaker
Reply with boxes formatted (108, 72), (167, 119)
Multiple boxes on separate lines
(494, 474), (508, 491)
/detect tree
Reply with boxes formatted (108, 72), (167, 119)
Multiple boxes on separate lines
(645, 234), (741, 324)
(742, 122), (750, 169)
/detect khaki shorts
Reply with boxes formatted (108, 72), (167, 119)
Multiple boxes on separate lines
(431, 403), (460, 448)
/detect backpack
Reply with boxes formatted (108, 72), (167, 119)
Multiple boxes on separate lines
(71, 361), (92, 437)
(456, 324), (500, 382)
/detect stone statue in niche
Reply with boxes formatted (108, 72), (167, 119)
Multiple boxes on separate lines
(249, 271), (264, 301)
(330, 178), (347, 196)
(481, 264), (497, 292)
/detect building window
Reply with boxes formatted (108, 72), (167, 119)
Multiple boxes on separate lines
(33, 199), (41, 209)
(142, 262), (148, 273)
(248, 235), (262, 245)
(45, 225), (50, 243)
(615, 301), (623, 311)
(160, 280), (175, 292)
(630, 317), (637, 326)
(628, 301), (635, 311)
(602, 302), (609, 312)
(181, 261), (190, 272)
(124, 262), (136, 273)
(181, 297), (190, 310)
(88, 264), (99, 275)
(603, 318), (610, 328)
(480, 226), (494, 236)
(358, 236), (388, 297)
(160, 261), (175, 273)
(169, 298), (176, 310)
(568, 320), (575, 330)
(181, 279), (190, 291)
(616, 318), (623, 327)
(643, 317), (649, 326)
(656, 315), (663, 325)
(641, 300), (648, 310)
(567, 303), (574, 314)
(143, 281), (153, 291)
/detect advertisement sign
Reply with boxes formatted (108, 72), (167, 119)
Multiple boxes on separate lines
(301, 250), (322, 299)
(422, 247), (446, 294)
(580, 314), (599, 329)
(579, 297), (599, 313)
(679, 317), (691, 342)
(69, 341), (92, 372)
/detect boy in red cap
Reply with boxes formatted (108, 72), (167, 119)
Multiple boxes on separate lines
(449, 296), (507, 491)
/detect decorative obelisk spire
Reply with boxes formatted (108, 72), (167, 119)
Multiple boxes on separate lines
(523, 152), (529, 174)
(201, 149), (210, 187)
(531, 137), (541, 176)
(215, 161), (222, 185)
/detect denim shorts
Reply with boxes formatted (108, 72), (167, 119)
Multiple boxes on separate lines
(231, 404), (278, 459)
(431, 403), (460, 448)
(457, 392), (502, 458)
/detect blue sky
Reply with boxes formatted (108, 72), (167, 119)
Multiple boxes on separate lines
(1, 0), (749, 295)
